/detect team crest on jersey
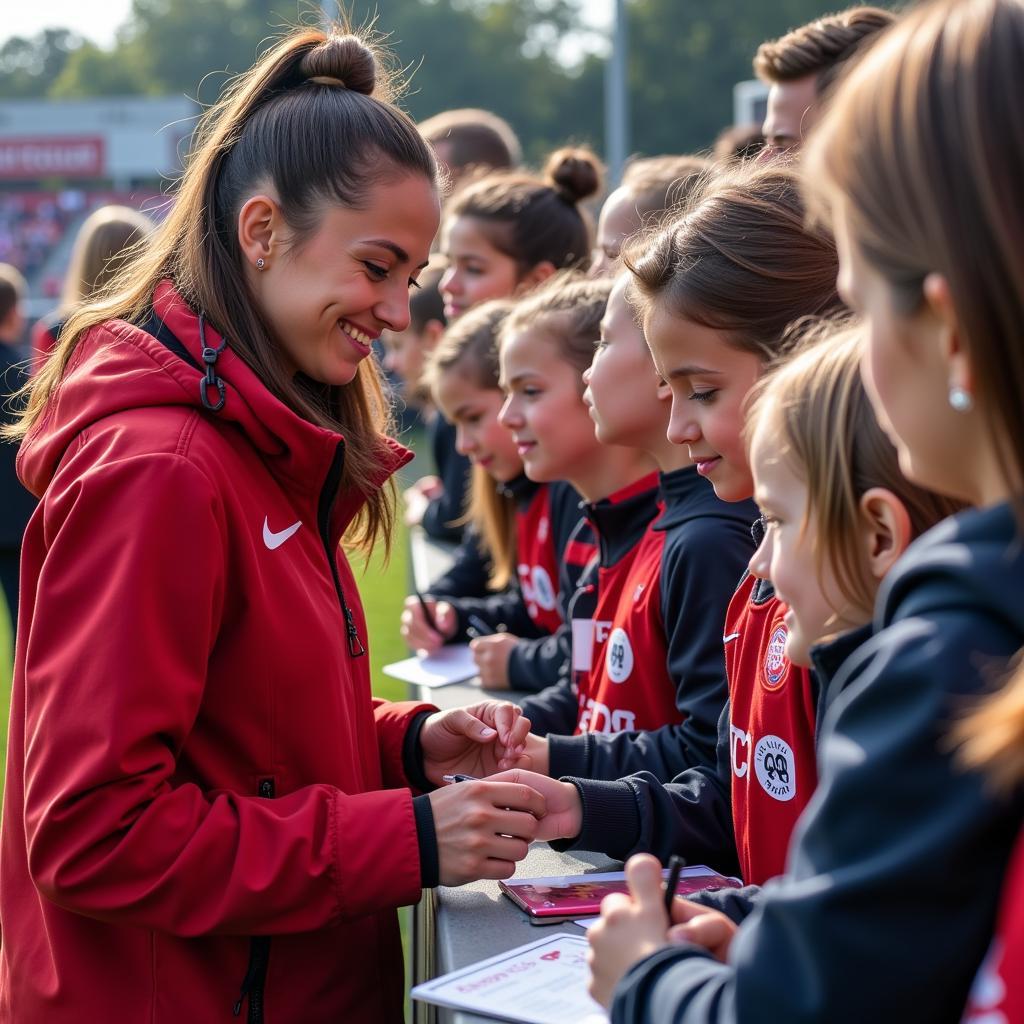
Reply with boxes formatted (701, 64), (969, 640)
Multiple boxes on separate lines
(605, 627), (634, 683)
(761, 624), (789, 690)
(753, 734), (796, 802)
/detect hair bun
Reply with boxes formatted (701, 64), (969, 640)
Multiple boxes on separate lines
(300, 35), (377, 96)
(544, 146), (603, 204)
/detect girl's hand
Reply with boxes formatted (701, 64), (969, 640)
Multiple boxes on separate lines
(403, 476), (443, 525)
(485, 769), (581, 841)
(471, 633), (519, 689)
(587, 854), (671, 1009)
(401, 596), (457, 654)
(428, 779), (545, 885)
(420, 701), (531, 785)
(667, 900), (737, 963)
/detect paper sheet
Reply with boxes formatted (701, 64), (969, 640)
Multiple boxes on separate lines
(412, 933), (607, 1024)
(381, 644), (480, 688)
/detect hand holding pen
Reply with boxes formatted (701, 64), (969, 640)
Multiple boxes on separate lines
(400, 591), (457, 653)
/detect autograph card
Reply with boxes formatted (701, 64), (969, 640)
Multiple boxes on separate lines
(411, 933), (607, 1023)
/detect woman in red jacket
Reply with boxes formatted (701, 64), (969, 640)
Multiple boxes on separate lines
(0, 27), (546, 1024)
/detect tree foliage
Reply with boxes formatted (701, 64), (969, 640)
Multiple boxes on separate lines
(0, 0), (897, 163)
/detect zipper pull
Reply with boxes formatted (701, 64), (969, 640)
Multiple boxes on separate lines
(344, 606), (366, 658)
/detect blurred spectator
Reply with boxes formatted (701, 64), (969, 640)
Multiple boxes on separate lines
(32, 204), (155, 367)
(591, 154), (709, 277)
(418, 108), (522, 188)
(713, 122), (766, 163)
(753, 5), (896, 158)
(0, 263), (35, 629)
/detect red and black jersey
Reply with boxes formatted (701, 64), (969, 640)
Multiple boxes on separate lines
(963, 827), (1024, 1024)
(428, 476), (592, 693)
(544, 469), (756, 778)
(517, 483), (567, 634)
(726, 571), (818, 885)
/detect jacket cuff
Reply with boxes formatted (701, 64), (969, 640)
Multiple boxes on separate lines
(550, 778), (641, 858)
(412, 794), (440, 888)
(402, 710), (436, 793)
(547, 733), (591, 778)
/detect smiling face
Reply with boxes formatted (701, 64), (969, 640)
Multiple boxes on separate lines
(433, 368), (522, 483)
(643, 300), (762, 501)
(498, 324), (598, 483)
(583, 274), (665, 448)
(747, 413), (865, 666)
(247, 173), (439, 387)
(439, 215), (521, 320)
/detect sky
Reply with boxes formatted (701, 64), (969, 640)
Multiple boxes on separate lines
(0, 0), (136, 48)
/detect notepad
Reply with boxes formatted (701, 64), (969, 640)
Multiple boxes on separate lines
(500, 865), (742, 919)
(411, 933), (607, 1023)
(381, 644), (479, 688)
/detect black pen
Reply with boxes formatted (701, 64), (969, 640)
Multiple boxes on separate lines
(663, 854), (686, 915)
(466, 614), (495, 639)
(441, 774), (479, 784)
(414, 589), (440, 634)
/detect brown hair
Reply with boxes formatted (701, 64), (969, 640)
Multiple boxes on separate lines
(501, 272), (611, 383)
(8, 27), (438, 556)
(418, 108), (522, 174)
(619, 154), (711, 225)
(754, 6), (896, 95)
(444, 147), (603, 277)
(747, 319), (963, 614)
(426, 299), (516, 589)
(957, 652), (1024, 792)
(713, 123), (765, 164)
(0, 263), (26, 326)
(624, 163), (842, 359)
(804, 0), (1024, 516)
(59, 205), (154, 314)
(408, 261), (447, 336)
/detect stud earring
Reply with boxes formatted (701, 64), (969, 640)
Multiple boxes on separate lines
(256, 258), (265, 271)
(948, 385), (973, 413)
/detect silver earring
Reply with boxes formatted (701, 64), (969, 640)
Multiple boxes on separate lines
(949, 385), (973, 413)
(256, 258), (265, 271)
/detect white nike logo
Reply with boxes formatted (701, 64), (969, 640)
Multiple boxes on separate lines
(723, 632), (741, 644)
(262, 517), (302, 550)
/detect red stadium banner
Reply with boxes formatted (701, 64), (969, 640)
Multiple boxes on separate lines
(0, 137), (105, 180)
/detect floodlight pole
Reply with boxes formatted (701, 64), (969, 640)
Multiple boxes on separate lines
(605, 0), (630, 188)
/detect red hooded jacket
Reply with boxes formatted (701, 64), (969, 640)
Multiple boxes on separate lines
(0, 282), (437, 1022)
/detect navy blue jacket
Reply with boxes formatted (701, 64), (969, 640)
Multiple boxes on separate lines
(420, 414), (472, 542)
(611, 502), (1024, 1024)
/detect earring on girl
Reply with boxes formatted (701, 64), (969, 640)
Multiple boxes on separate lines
(256, 258), (266, 271)
(949, 385), (973, 413)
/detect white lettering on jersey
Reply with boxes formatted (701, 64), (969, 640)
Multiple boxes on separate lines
(730, 724), (751, 778)
(578, 697), (637, 734)
(753, 734), (796, 801)
(605, 627), (634, 683)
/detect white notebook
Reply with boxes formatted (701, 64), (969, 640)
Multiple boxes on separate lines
(412, 932), (607, 1024)
(381, 644), (479, 688)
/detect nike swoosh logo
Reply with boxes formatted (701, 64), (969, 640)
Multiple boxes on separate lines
(263, 517), (302, 550)
(723, 632), (741, 644)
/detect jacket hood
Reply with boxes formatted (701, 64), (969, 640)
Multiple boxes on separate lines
(19, 281), (411, 504)
(880, 501), (1024, 638)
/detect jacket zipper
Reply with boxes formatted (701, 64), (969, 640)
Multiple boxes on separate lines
(233, 779), (275, 1022)
(317, 441), (366, 657)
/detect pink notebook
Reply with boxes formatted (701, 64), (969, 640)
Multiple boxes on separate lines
(499, 866), (742, 919)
